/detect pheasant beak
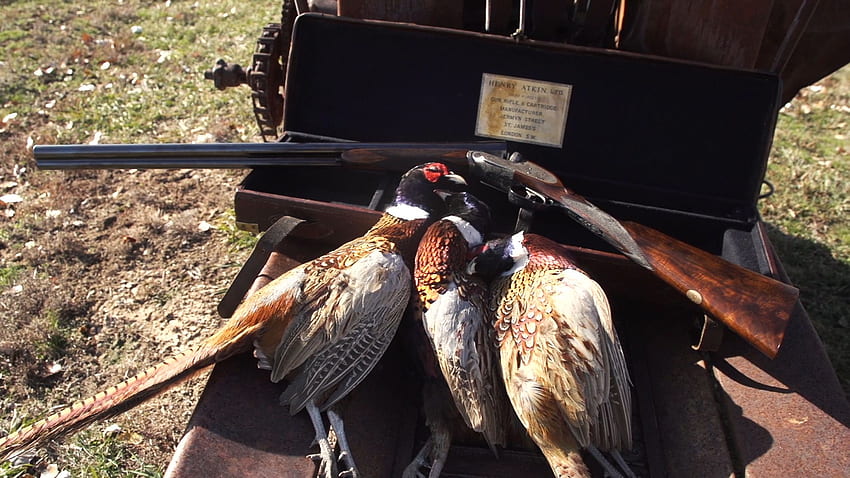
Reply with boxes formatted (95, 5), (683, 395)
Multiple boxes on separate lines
(441, 172), (467, 189)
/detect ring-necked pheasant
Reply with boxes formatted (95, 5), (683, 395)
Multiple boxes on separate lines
(467, 231), (633, 478)
(0, 162), (467, 478)
(404, 191), (508, 478)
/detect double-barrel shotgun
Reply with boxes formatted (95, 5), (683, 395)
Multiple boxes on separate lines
(33, 141), (799, 358)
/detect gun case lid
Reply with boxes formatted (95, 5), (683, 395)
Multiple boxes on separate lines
(282, 14), (781, 231)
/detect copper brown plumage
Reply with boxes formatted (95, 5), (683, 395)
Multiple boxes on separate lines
(0, 162), (467, 478)
(468, 231), (633, 478)
(404, 191), (508, 478)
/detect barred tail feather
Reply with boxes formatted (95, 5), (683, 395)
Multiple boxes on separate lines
(0, 332), (253, 462)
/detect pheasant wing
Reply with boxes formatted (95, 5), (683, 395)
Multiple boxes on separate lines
(425, 280), (506, 448)
(272, 249), (411, 413)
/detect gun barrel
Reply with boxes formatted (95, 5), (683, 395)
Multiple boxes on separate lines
(34, 142), (505, 170)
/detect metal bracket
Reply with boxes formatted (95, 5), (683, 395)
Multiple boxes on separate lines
(692, 314), (725, 352)
(514, 207), (535, 233)
(217, 215), (307, 318)
(203, 59), (248, 90)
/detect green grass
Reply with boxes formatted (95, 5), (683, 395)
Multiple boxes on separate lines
(0, 0), (279, 475)
(215, 209), (260, 251)
(0, 0), (275, 148)
(0, 462), (32, 478)
(762, 66), (850, 394)
(0, 265), (24, 287)
(67, 432), (162, 478)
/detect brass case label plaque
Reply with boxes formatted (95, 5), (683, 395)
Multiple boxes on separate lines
(475, 73), (572, 148)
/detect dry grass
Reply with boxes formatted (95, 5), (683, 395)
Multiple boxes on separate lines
(0, 1), (277, 476)
(762, 65), (850, 395)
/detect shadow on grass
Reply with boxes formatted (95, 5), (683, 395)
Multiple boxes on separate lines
(763, 222), (850, 397)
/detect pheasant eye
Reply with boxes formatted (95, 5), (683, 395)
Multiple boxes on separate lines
(423, 163), (449, 183)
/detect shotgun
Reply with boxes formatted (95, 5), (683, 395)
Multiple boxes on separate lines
(33, 141), (798, 357)
(344, 148), (800, 359)
(32, 141), (506, 170)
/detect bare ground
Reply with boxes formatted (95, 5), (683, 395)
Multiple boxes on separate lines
(0, 143), (251, 471)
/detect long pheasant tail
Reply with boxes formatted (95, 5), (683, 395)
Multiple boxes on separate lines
(0, 327), (257, 462)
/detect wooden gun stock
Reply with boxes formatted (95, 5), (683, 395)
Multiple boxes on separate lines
(350, 147), (800, 357)
(475, 152), (799, 358)
(37, 141), (799, 358)
(621, 221), (799, 358)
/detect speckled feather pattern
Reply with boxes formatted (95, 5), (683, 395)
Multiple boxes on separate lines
(488, 234), (632, 477)
(415, 220), (482, 306)
(414, 219), (507, 450)
(224, 213), (429, 414)
(0, 163), (461, 463)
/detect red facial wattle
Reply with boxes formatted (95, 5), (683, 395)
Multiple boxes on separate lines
(423, 162), (450, 183)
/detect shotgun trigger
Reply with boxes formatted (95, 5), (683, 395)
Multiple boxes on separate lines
(507, 182), (556, 211)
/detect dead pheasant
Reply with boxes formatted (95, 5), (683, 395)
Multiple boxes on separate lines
(0, 162), (467, 478)
(404, 191), (508, 478)
(467, 231), (633, 478)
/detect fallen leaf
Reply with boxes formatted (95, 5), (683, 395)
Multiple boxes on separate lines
(156, 49), (172, 64)
(103, 423), (122, 436)
(40, 463), (60, 478)
(194, 133), (214, 143)
(78, 83), (96, 92)
(0, 112), (18, 132)
(44, 362), (63, 376)
(118, 430), (145, 445)
(0, 193), (23, 205)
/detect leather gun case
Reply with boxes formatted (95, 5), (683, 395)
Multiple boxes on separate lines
(165, 14), (850, 477)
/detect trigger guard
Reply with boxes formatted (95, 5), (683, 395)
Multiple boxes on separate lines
(507, 184), (553, 211)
